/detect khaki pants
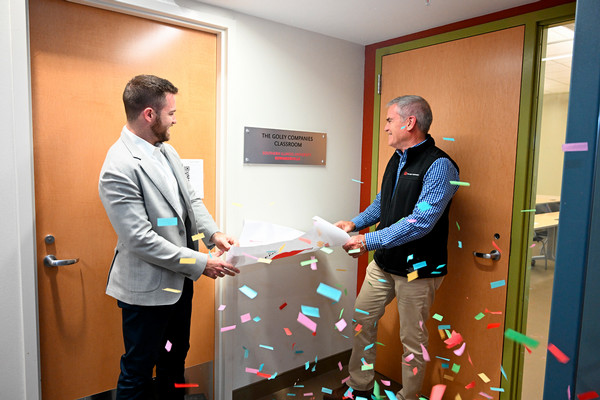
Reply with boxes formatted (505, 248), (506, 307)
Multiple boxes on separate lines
(347, 260), (444, 399)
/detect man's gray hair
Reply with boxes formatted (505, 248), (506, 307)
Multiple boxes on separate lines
(387, 95), (433, 134)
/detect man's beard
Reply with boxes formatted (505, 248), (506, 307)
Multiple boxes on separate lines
(151, 114), (170, 143)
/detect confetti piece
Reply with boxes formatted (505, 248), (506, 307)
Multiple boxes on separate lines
(478, 373), (491, 383)
(174, 383), (199, 388)
(456, 221), (460, 230)
(322, 387), (333, 394)
(450, 181), (470, 186)
(361, 364), (374, 371)
(253, 316), (261, 322)
(320, 247), (334, 254)
(243, 346), (248, 358)
(420, 343), (430, 361)
(430, 384), (446, 400)
(451, 363), (460, 373)
(407, 254), (414, 261)
(413, 261), (427, 270)
(501, 365), (508, 381)
(317, 282), (342, 302)
(562, 142), (588, 152)
(239, 285), (258, 299)
(297, 312), (317, 332)
(408, 270), (419, 282)
(364, 343), (375, 351)
(417, 201), (431, 211)
(505, 328), (539, 348)
(405, 353), (415, 362)
(490, 387), (505, 392)
(300, 259), (318, 266)
(475, 312), (485, 320)
(179, 257), (196, 264)
(157, 217), (177, 226)
(487, 323), (501, 329)
(257, 258), (272, 264)
(299, 237), (311, 244)
(335, 318), (347, 332)
(432, 313), (443, 321)
(240, 313), (251, 323)
(165, 340), (172, 352)
(381, 380), (391, 386)
(578, 391), (600, 400)
(348, 248), (361, 254)
(279, 302), (287, 310)
(303, 393), (313, 397)
(232, 202), (243, 207)
(162, 288), (181, 293)
(413, 367), (418, 376)
(444, 330), (463, 348)
(548, 343), (570, 363)
(521, 209), (536, 213)
(245, 367), (259, 374)
(438, 325), (451, 330)
(259, 344), (274, 350)
(453, 342), (466, 357)
(458, 241), (462, 248)
(385, 390), (397, 400)
(301, 305), (320, 318)
(479, 392), (493, 399)
(355, 308), (369, 315)
(492, 240), (502, 253)
(443, 137), (455, 141)
(218, 304), (226, 311)
(257, 372), (271, 378)
(221, 325), (236, 332)
(465, 381), (475, 389)
(352, 179), (364, 184)
(191, 233), (205, 243)
(490, 280), (506, 289)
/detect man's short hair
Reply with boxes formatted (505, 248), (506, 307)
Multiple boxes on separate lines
(387, 95), (433, 134)
(123, 75), (178, 122)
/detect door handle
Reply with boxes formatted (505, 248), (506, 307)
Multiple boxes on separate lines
(44, 254), (80, 267)
(473, 249), (501, 261)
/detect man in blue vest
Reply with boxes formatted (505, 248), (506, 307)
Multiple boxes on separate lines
(326, 95), (459, 400)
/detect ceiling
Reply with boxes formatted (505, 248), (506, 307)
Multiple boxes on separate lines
(195, 0), (572, 94)
(195, 0), (539, 45)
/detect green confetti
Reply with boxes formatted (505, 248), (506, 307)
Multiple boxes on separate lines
(505, 328), (539, 348)
(450, 181), (471, 186)
(475, 312), (486, 320)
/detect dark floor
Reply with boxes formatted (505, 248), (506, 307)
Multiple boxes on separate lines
(255, 366), (402, 400)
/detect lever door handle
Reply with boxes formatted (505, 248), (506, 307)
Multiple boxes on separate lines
(473, 249), (501, 261)
(44, 254), (80, 267)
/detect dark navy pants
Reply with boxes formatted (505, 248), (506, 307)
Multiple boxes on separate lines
(116, 278), (193, 400)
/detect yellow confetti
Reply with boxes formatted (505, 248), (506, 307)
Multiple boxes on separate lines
(257, 258), (272, 264)
(192, 233), (205, 241)
(407, 270), (419, 282)
(278, 244), (286, 253)
(163, 288), (181, 293)
(455, 394), (462, 400)
(232, 202), (243, 208)
(478, 372), (491, 383)
(180, 258), (196, 264)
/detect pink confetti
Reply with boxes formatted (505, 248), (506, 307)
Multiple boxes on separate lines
(311, 256), (318, 270)
(245, 367), (259, 374)
(419, 320), (424, 330)
(420, 343), (430, 361)
(562, 142), (588, 152)
(407, 219), (417, 223)
(381, 380), (391, 386)
(405, 353), (415, 362)
(240, 313), (251, 323)
(304, 393), (314, 397)
(297, 312), (317, 332)
(338, 361), (343, 371)
(341, 376), (350, 384)
(165, 340), (172, 352)
(299, 237), (312, 244)
(444, 330), (463, 348)
(218, 304), (226, 311)
(430, 384), (446, 400)
(221, 325), (236, 332)
(413, 367), (418, 376)
(454, 342), (466, 356)
(479, 392), (493, 399)
(335, 318), (347, 332)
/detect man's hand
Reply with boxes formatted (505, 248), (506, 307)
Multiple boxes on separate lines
(334, 220), (356, 233)
(210, 231), (238, 253)
(342, 234), (367, 259)
(203, 257), (240, 279)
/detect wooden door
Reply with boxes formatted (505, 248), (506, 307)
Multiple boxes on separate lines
(29, 0), (217, 398)
(375, 26), (525, 397)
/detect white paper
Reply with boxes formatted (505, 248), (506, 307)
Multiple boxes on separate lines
(226, 216), (350, 267)
(181, 159), (204, 199)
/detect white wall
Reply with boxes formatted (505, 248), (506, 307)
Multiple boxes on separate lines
(2, 1), (41, 399)
(221, 13), (364, 393)
(536, 92), (569, 196)
(3, 0), (364, 399)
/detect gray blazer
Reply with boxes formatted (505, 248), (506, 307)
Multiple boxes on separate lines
(99, 130), (219, 306)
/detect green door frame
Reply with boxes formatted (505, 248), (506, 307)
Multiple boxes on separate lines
(367, 3), (575, 398)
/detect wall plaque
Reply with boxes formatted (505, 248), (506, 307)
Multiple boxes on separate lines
(243, 126), (326, 165)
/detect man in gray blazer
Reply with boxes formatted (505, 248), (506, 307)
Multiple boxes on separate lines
(99, 75), (240, 400)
